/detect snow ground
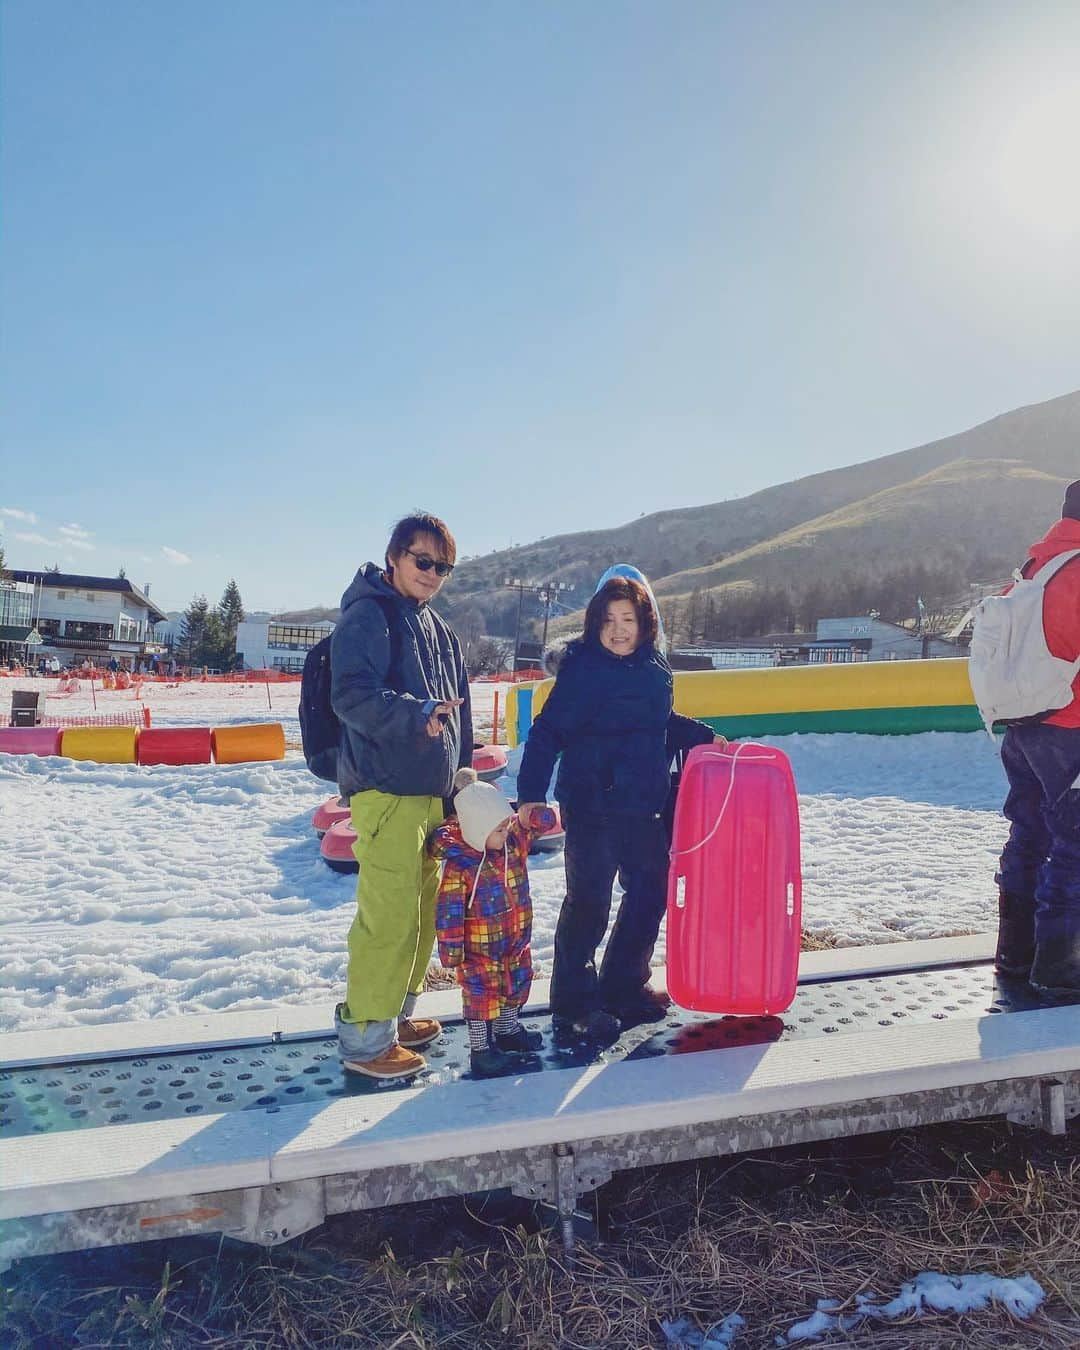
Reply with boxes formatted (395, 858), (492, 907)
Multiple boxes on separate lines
(0, 678), (1009, 1034)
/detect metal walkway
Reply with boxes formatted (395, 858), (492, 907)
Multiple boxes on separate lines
(2, 936), (1078, 1266)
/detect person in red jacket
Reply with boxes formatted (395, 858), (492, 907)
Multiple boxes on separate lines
(996, 479), (1080, 999)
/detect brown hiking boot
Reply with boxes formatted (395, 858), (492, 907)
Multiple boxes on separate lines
(397, 1016), (442, 1049)
(342, 1043), (426, 1080)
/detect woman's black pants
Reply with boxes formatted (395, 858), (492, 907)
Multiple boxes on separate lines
(551, 810), (669, 1018)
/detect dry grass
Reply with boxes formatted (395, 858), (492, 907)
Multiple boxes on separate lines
(2, 1116), (1076, 1349)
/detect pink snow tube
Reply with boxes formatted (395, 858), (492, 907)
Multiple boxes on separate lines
(312, 795), (351, 838)
(472, 744), (508, 782)
(320, 819), (359, 873)
(0, 726), (62, 757)
(137, 727), (213, 766)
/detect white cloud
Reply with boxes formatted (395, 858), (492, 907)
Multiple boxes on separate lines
(12, 529), (94, 553)
(1, 507), (39, 525)
(161, 546), (191, 565)
(59, 523), (91, 540)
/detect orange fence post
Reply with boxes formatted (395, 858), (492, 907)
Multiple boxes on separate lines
(143, 705), (152, 729)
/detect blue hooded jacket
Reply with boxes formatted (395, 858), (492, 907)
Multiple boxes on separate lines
(515, 637), (712, 816)
(330, 563), (472, 799)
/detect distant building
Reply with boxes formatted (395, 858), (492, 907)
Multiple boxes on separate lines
(236, 617), (335, 672)
(672, 615), (960, 670)
(7, 570), (168, 668)
(0, 578), (42, 665)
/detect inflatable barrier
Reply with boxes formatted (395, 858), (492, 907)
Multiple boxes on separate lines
(211, 723), (286, 764)
(60, 726), (138, 764)
(0, 727), (62, 757)
(136, 728), (212, 767)
(507, 658), (981, 745)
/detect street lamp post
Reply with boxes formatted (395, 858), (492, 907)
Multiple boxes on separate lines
(537, 581), (571, 650)
(503, 578), (528, 671)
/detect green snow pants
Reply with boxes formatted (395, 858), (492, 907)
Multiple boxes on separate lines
(339, 790), (444, 1052)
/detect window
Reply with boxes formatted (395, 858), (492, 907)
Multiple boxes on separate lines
(271, 655), (306, 672)
(36, 618), (61, 637)
(266, 624), (331, 650)
(64, 621), (113, 641)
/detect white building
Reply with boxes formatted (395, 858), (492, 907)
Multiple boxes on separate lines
(8, 570), (168, 669)
(235, 617), (335, 672)
(813, 616), (959, 662)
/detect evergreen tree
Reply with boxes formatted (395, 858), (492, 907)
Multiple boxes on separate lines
(179, 595), (210, 666)
(216, 579), (245, 669)
(117, 566), (127, 579)
(0, 535), (6, 578)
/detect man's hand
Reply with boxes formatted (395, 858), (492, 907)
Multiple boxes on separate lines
(425, 698), (464, 738)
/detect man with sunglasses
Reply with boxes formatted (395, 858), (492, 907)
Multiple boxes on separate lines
(331, 512), (473, 1078)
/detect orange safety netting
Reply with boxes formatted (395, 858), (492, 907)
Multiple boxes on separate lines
(40, 708), (151, 730)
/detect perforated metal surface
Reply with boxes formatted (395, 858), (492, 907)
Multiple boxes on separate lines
(0, 963), (1046, 1140)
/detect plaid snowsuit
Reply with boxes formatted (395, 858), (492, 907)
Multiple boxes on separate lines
(429, 811), (554, 1022)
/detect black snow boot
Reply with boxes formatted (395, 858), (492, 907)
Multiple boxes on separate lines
(994, 891), (1036, 978)
(494, 1026), (544, 1054)
(470, 1045), (517, 1078)
(1029, 931), (1080, 1003)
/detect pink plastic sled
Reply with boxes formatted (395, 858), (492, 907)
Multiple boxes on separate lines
(666, 741), (802, 1015)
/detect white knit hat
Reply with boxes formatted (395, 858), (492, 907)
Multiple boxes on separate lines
(452, 767), (513, 852)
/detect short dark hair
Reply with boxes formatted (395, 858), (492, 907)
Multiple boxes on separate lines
(583, 577), (658, 647)
(385, 512), (457, 569)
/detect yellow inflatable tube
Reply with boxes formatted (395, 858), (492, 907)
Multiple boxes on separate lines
(60, 727), (139, 763)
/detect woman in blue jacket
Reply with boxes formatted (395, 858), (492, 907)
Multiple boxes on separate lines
(516, 576), (721, 1039)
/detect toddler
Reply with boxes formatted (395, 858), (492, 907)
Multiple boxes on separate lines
(428, 767), (555, 1077)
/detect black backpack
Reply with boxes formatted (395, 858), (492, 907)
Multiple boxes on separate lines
(299, 596), (401, 784)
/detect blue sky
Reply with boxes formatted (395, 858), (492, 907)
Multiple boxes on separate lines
(3, 1), (1079, 613)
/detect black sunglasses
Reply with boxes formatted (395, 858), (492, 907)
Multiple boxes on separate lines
(404, 547), (454, 577)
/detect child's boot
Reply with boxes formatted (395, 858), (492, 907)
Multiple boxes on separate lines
(493, 1006), (543, 1054)
(470, 1045), (517, 1078)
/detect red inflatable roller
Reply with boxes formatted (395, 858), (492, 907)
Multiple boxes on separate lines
(0, 726), (62, 757)
(211, 722), (286, 764)
(312, 795), (351, 837)
(472, 743), (508, 782)
(320, 819), (359, 873)
(528, 801), (565, 855)
(137, 727), (212, 766)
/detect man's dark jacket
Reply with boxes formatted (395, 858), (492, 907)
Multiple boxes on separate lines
(330, 563), (472, 799)
(516, 638), (713, 816)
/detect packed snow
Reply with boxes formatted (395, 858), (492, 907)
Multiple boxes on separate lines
(0, 677), (1009, 1034)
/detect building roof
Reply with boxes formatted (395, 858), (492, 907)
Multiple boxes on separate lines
(8, 570), (167, 624)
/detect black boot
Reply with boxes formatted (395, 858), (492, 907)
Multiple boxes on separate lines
(470, 1045), (517, 1078)
(494, 1025), (544, 1054)
(994, 891), (1035, 978)
(1029, 931), (1080, 1002)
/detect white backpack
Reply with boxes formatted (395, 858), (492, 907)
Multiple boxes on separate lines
(958, 549), (1080, 732)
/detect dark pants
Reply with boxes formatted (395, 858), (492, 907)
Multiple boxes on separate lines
(551, 810), (669, 1017)
(997, 723), (1080, 986)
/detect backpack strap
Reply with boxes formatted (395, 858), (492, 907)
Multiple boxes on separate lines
(1025, 547), (1080, 586)
(371, 595), (403, 692)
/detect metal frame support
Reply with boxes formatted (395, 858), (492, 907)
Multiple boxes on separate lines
(232, 1178), (327, 1247)
(1038, 1078), (1067, 1136)
(511, 1142), (612, 1258)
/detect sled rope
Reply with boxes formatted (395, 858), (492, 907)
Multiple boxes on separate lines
(669, 743), (777, 859)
